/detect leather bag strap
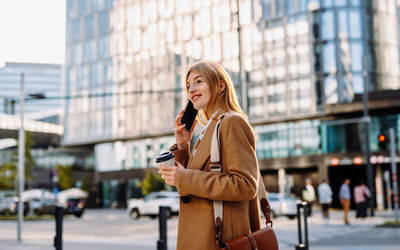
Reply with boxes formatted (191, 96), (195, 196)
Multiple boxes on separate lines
(211, 115), (273, 240)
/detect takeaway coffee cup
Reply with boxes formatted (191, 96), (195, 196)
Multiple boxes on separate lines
(156, 151), (175, 166)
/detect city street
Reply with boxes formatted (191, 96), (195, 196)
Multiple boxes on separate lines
(0, 208), (399, 250)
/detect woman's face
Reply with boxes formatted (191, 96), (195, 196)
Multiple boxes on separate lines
(187, 72), (212, 112)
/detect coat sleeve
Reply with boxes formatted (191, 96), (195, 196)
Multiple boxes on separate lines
(177, 114), (258, 201)
(169, 143), (190, 168)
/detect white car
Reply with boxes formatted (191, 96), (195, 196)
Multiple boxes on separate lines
(127, 191), (179, 219)
(267, 193), (298, 219)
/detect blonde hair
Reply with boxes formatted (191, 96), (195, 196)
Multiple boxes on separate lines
(185, 61), (244, 124)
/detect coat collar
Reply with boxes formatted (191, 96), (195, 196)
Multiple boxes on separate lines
(187, 109), (226, 170)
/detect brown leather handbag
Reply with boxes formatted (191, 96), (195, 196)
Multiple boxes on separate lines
(216, 196), (279, 250)
(210, 116), (279, 250)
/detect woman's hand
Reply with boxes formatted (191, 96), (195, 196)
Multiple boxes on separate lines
(158, 162), (185, 187)
(174, 110), (197, 149)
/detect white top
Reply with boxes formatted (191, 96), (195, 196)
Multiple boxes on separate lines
(193, 109), (220, 157)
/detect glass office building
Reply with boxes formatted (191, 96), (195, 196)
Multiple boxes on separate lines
(0, 62), (61, 119)
(64, 0), (400, 207)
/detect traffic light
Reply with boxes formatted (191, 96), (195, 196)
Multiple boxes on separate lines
(378, 133), (387, 150)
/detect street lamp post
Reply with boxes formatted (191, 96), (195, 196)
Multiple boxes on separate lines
(362, 56), (374, 217)
(17, 73), (25, 241)
(15, 72), (46, 241)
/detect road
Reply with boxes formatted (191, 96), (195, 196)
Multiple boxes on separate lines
(0, 208), (399, 250)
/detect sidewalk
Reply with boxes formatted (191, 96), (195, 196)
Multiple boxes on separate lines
(0, 208), (399, 250)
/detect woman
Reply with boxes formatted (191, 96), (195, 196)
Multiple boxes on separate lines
(158, 61), (262, 249)
(354, 179), (371, 219)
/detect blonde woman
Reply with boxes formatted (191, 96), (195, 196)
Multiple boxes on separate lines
(158, 61), (262, 249)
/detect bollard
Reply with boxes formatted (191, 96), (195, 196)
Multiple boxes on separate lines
(53, 205), (63, 250)
(157, 206), (168, 250)
(295, 202), (309, 250)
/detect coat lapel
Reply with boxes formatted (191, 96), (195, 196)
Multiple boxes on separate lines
(188, 110), (225, 171)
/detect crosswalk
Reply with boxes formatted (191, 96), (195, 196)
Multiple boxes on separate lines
(271, 216), (385, 250)
(275, 223), (371, 249)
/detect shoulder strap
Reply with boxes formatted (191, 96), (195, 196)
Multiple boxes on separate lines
(211, 115), (273, 243)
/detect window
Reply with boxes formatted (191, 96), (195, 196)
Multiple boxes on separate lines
(98, 11), (109, 36)
(323, 42), (336, 73)
(321, 10), (335, 40)
(84, 15), (94, 39)
(349, 9), (361, 39)
(350, 41), (363, 71)
(324, 76), (338, 104)
(71, 19), (81, 43)
(261, 0), (271, 20)
(286, 0), (295, 14)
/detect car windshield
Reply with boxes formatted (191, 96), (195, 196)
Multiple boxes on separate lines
(268, 194), (297, 201)
(143, 192), (178, 201)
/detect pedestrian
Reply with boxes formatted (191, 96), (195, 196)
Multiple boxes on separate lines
(157, 61), (262, 250)
(302, 178), (316, 217)
(339, 178), (351, 225)
(354, 179), (371, 219)
(318, 178), (333, 223)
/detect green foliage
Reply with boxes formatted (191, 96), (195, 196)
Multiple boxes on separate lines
(141, 170), (165, 196)
(0, 163), (16, 190)
(0, 131), (36, 190)
(23, 132), (36, 181)
(56, 164), (74, 190)
(81, 173), (92, 193)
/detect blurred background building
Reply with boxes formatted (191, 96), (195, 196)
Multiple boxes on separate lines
(61, 0), (400, 209)
(0, 62), (94, 193)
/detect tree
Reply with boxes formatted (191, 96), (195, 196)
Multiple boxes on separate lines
(141, 170), (165, 196)
(56, 164), (74, 190)
(0, 163), (16, 190)
(0, 131), (36, 190)
(81, 173), (92, 193)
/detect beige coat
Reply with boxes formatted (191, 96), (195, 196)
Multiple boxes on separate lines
(170, 110), (262, 250)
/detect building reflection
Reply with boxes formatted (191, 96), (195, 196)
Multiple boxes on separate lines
(64, 0), (400, 209)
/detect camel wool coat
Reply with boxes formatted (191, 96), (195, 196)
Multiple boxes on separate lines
(170, 110), (262, 250)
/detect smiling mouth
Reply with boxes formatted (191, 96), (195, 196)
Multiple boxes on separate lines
(192, 95), (201, 101)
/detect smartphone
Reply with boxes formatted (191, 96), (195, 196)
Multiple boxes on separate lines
(180, 101), (198, 131)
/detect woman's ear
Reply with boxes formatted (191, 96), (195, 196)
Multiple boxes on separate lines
(219, 80), (226, 94)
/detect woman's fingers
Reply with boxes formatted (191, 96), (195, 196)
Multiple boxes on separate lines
(175, 110), (185, 126)
(174, 124), (186, 134)
(175, 161), (185, 169)
(158, 164), (181, 186)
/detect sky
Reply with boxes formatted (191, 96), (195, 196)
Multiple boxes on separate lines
(0, 0), (66, 64)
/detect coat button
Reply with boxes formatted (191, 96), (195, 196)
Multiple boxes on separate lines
(181, 196), (191, 203)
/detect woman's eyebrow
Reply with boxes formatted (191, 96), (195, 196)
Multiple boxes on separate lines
(193, 75), (201, 80)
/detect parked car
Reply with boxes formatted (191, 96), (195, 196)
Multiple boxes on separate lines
(0, 197), (29, 216)
(58, 188), (87, 218)
(24, 188), (86, 218)
(127, 191), (179, 219)
(267, 193), (298, 219)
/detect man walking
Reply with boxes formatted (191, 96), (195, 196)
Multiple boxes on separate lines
(339, 178), (351, 225)
(318, 178), (333, 223)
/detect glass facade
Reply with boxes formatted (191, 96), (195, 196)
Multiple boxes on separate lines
(0, 62), (61, 117)
(63, 0), (400, 171)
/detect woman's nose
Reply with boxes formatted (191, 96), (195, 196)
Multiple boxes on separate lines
(188, 84), (196, 92)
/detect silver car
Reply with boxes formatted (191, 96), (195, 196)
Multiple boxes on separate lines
(267, 193), (298, 219)
(127, 191), (179, 219)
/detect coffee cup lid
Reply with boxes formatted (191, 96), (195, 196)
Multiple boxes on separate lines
(156, 151), (174, 163)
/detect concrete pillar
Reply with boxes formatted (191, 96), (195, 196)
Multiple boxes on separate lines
(278, 168), (285, 194)
(318, 163), (328, 180)
(375, 165), (384, 210)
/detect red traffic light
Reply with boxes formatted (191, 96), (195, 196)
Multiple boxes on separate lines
(378, 134), (386, 142)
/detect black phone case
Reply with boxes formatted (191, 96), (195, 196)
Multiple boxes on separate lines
(181, 101), (198, 131)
